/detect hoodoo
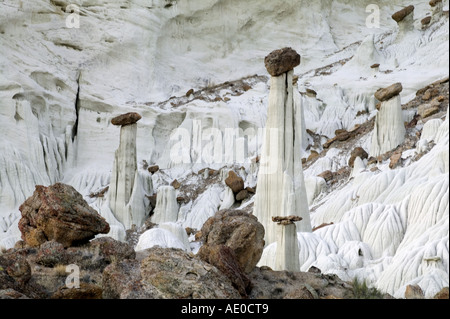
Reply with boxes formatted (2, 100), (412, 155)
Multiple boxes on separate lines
(392, 5), (415, 40)
(370, 83), (406, 157)
(272, 215), (302, 271)
(254, 47), (312, 247)
(108, 112), (151, 230)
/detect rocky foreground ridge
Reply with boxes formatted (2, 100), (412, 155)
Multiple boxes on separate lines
(0, 182), (448, 299)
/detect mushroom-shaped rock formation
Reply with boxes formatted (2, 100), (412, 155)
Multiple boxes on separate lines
(108, 112), (152, 230)
(272, 215), (302, 271)
(264, 47), (300, 77)
(254, 48), (312, 247)
(370, 83), (406, 157)
(392, 5), (415, 39)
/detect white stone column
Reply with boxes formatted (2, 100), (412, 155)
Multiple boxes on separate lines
(273, 215), (301, 272)
(254, 48), (312, 247)
(108, 112), (151, 230)
(370, 83), (406, 157)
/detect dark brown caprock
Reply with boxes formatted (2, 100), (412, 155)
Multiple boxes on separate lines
(264, 47), (301, 77)
(374, 82), (403, 101)
(111, 112), (142, 126)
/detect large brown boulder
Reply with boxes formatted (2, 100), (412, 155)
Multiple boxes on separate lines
(18, 183), (110, 248)
(103, 247), (241, 299)
(374, 83), (403, 101)
(264, 47), (301, 77)
(197, 244), (252, 298)
(225, 170), (245, 194)
(200, 210), (265, 274)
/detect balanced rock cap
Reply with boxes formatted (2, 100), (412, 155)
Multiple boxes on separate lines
(111, 112), (142, 126)
(375, 82), (403, 101)
(429, 0), (442, 7)
(264, 47), (301, 77)
(392, 5), (414, 23)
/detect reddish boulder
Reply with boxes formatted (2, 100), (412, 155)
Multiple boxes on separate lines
(18, 183), (110, 248)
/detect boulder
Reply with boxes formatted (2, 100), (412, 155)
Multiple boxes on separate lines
(139, 247), (241, 298)
(35, 241), (69, 267)
(391, 5), (414, 23)
(249, 267), (355, 299)
(147, 165), (159, 174)
(197, 244), (252, 298)
(375, 83), (403, 101)
(421, 106), (440, 119)
(18, 183), (110, 248)
(433, 287), (449, 299)
(349, 147), (369, 168)
(0, 289), (30, 299)
(171, 179), (181, 189)
(51, 282), (103, 299)
(318, 170), (333, 182)
(225, 171), (245, 194)
(404, 284), (424, 299)
(235, 189), (249, 201)
(389, 151), (403, 169)
(421, 16), (432, 26)
(307, 150), (320, 162)
(111, 112), (142, 126)
(102, 259), (149, 299)
(429, 0), (442, 7)
(200, 210), (265, 274)
(264, 47), (301, 77)
(336, 131), (350, 141)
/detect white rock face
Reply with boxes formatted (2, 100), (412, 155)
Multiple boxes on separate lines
(254, 70), (312, 246)
(369, 95), (406, 157)
(150, 186), (179, 225)
(135, 227), (188, 252)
